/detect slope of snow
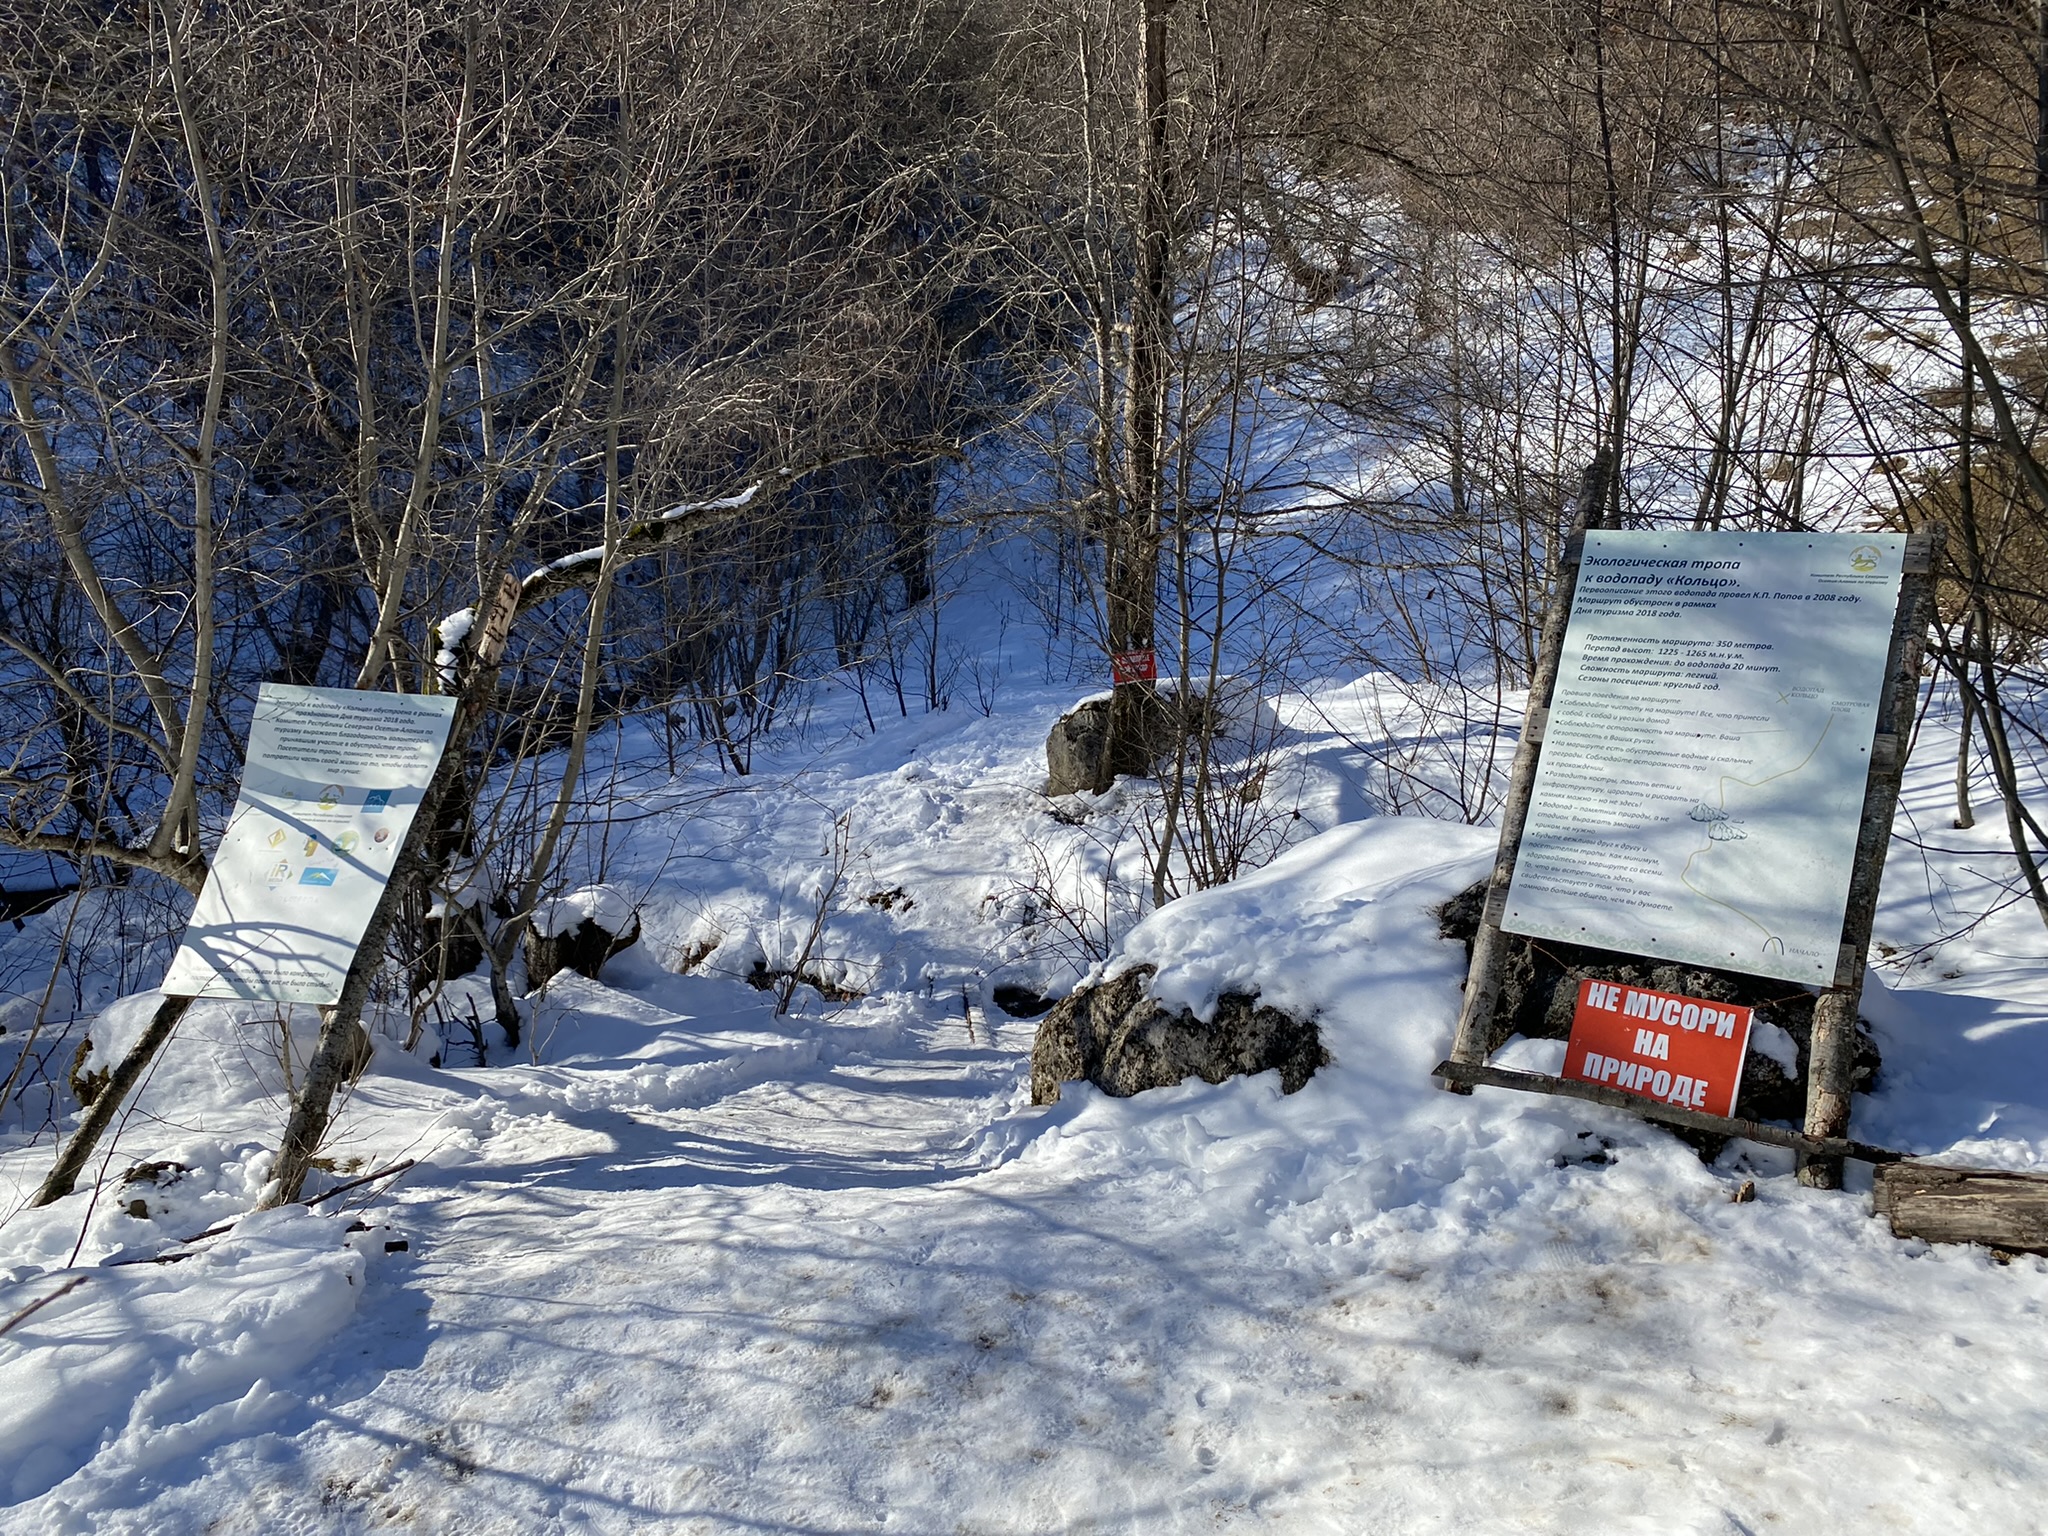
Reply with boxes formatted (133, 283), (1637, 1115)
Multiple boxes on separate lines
(2, 1206), (371, 1509)
(2, 677), (2046, 1532)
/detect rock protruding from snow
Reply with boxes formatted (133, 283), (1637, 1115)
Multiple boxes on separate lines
(1029, 963), (1326, 1105)
(1043, 687), (1220, 796)
(526, 885), (642, 987)
(1044, 696), (1115, 796)
(413, 904), (485, 995)
(1436, 877), (1870, 1125)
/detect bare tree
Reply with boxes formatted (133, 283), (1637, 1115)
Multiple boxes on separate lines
(6, 0), (1021, 1203)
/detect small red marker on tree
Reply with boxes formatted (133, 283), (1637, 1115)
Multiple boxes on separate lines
(1111, 649), (1157, 686)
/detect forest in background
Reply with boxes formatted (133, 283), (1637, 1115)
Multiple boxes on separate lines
(6, 0), (2048, 1192)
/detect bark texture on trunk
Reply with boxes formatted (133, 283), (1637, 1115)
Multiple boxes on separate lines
(1100, 0), (1177, 791)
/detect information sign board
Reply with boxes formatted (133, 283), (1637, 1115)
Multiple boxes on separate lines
(1502, 531), (1904, 984)
(1561, 979), (1754, 1118)
(163, 685), (457, 1004)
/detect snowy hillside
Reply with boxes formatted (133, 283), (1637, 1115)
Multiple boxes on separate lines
(11, 0), (2048, 1527)
(2, 670), (2045, 1533)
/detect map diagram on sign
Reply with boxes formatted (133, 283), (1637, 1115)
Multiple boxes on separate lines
(1501, 531), (1905, 985)
(1675, 716), (1836, 959)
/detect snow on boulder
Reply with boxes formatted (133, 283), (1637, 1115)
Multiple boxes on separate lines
(1031, 815), (1497, 1104)
(527, 884), (641, 986)
(1109, 815), (1493, 1041)
(1029, 963), (1326, 1104)
(535, 882), (636, 940)
(1043, 694), (1115, 797)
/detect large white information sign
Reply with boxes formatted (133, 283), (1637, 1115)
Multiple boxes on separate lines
(1502, 531), (1905, 985)
(164, 685), (457, 1004)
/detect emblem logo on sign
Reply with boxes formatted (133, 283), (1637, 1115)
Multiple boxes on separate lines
(1849, 545), (1880, 573)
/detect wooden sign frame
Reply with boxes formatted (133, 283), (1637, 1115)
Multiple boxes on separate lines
(1439, 458), (1942, 1191)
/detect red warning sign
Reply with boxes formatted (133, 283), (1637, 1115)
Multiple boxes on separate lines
(1562, 979), (1754, 1119)
(1111, 649), (1157, 685)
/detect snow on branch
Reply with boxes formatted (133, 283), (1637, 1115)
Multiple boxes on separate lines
(430, 438), (954, 686)
(513, 480), (762, 609)
(432, 481), (766, 686)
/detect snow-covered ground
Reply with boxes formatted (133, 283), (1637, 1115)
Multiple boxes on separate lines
(2, 667), (2047, 1533)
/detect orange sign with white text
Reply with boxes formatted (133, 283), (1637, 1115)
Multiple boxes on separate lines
(1562, 980), (1753, 1119)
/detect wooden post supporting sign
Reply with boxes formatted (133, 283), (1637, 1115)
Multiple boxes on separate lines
(1799, 524), (1941, 1187)
(1445, 453), (1614, 1085)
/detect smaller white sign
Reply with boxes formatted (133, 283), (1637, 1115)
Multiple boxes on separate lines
(164, 685), (457, 1004)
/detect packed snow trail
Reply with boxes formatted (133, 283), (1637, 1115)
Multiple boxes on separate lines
(9, 818), (2048, 1534)
(6, 686), (2048, 1533)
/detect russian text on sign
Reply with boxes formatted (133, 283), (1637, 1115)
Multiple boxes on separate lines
(1562, 979), (1755, 1119)
(1502, 531), (1904, 984)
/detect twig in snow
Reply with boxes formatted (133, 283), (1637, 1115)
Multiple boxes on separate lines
(304, 1157), (419, 1208)
(776, 810), (856, 1017)
(0, 1273), (87, 1339)
(104, 1225), (232, 1265)
(98, 1158), (422, 1269)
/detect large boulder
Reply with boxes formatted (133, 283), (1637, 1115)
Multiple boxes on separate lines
(1436, 878), (1874, 1124)
(1043, 687), (1222, 796)
(526, 884), (641, 987)
(1045, 696), (1115, 797)
(1030, 963), (1327, 1105)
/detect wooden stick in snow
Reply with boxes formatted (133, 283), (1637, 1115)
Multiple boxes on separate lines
(1433, 1058), (1906, 1164)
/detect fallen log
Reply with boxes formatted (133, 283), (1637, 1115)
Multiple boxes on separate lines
(1873, 1162), (2048, 1257)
